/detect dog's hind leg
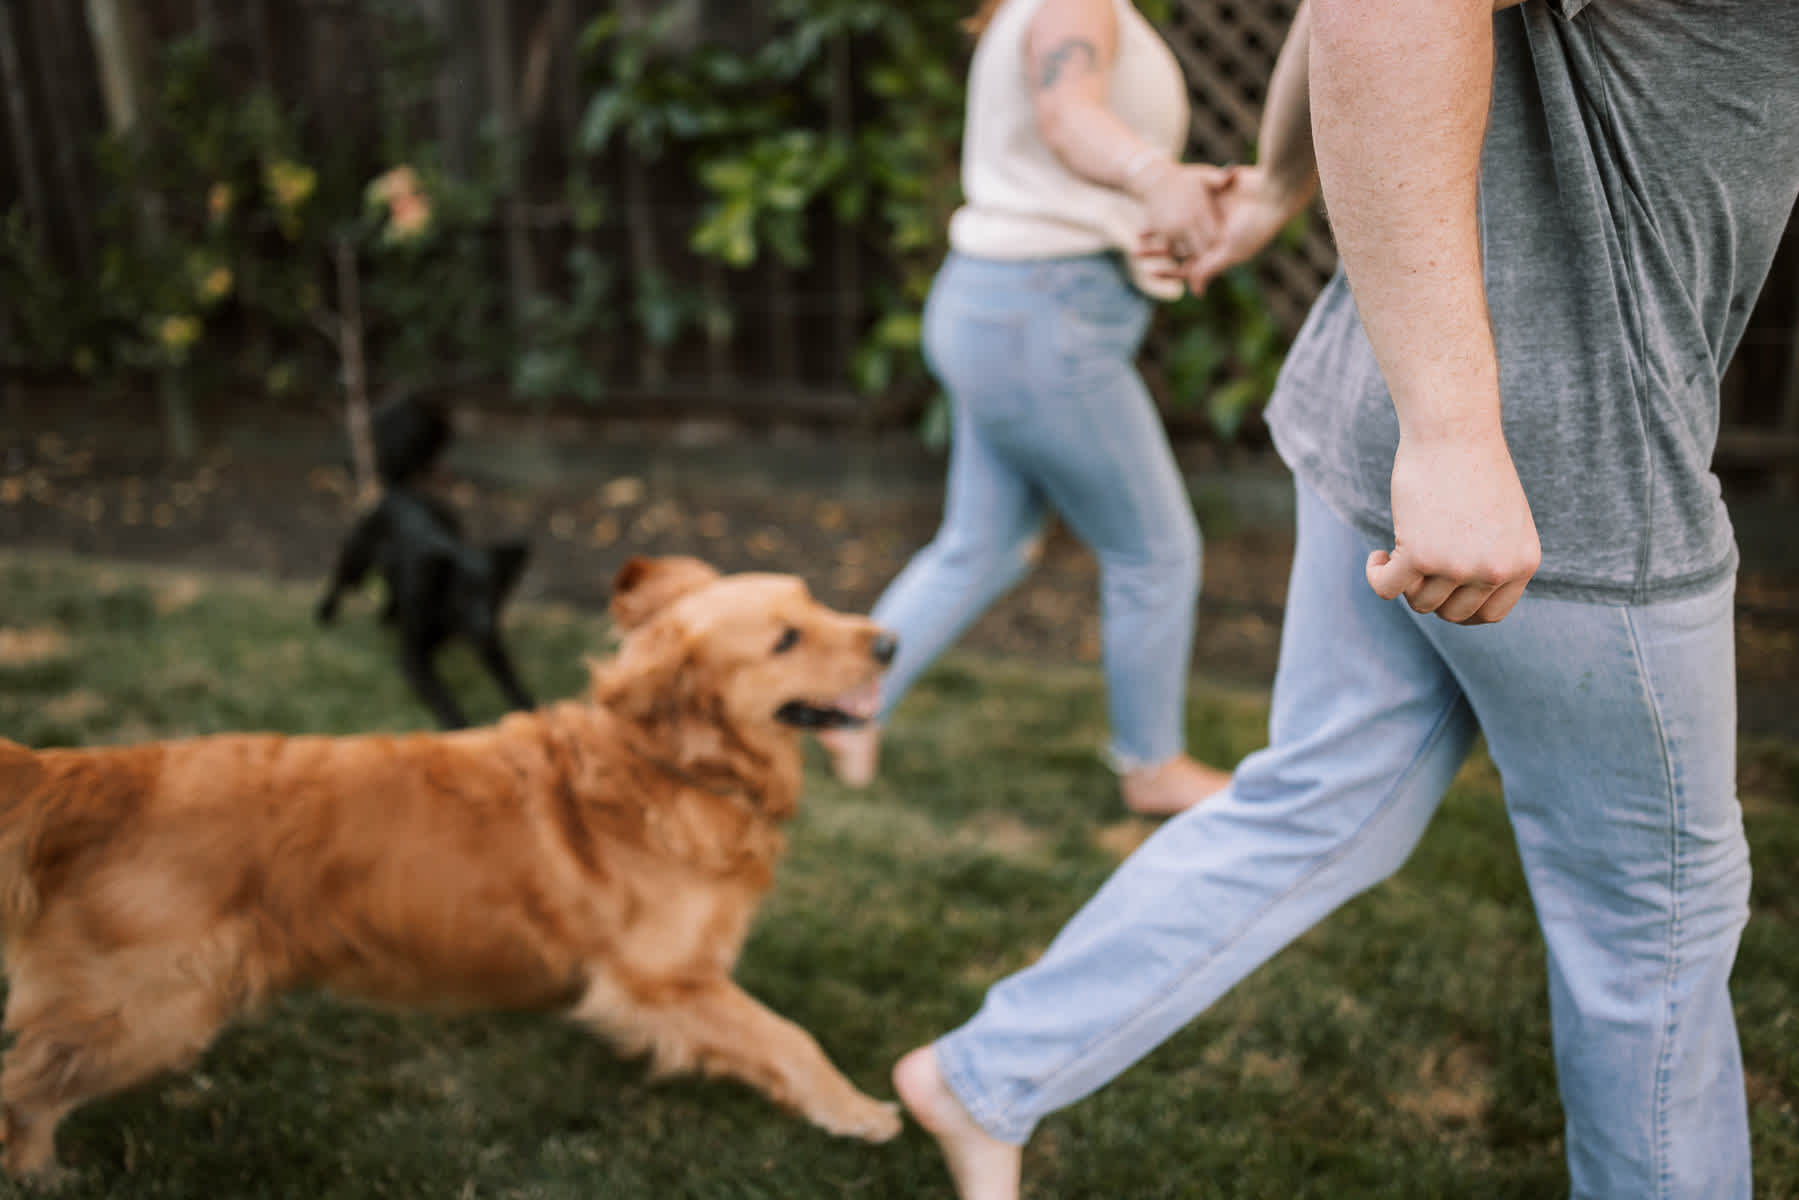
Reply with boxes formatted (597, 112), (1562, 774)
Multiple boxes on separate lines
(473, 633), (535, 713)
(570, 976), (901, 1143)
(399, 639), (467, 729)
(1, 951), (244, 1179)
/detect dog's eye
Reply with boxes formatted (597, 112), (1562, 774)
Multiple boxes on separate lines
(773, 627), (801, 654)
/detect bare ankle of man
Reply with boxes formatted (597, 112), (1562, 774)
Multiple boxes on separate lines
(893, 1047), (1022, 1200)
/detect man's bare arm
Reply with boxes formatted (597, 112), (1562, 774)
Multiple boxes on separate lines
(1250, 0), (1319, 215)
(1310, 0), (1540, 624)
(1168, 0), (1527, 294)
(1311, 0), (1496, 419)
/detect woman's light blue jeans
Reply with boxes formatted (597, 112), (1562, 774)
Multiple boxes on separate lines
(871, 251), (1201, 770)
(935, 479), (1752, 1200)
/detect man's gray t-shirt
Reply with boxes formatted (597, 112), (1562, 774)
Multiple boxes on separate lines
(1266, 0), (1799, 604)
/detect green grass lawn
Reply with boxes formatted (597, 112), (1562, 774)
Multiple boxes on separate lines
(0, 551), (1794, 1199)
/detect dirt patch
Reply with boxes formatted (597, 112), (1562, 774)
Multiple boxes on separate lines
(0, 627), (72, 665)
(955, 812), (1053, 862)
(43, 690), (108, 724)
(1392, 1042), (1494, 1130)
(152, 573), (209, 615)
(1091, 817), (1158, 861)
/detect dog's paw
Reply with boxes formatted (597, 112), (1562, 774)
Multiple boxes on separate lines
(818, 1096), (903, 1144)
(1, 1150), (75, 1193)
(314, 599), (339, 626)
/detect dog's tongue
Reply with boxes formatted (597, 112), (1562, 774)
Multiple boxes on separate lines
(835, 680), (881, 722)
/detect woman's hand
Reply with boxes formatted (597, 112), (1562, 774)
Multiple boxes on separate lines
(1133, 161), (1229, 272)
(1138, 164), (1309, 294)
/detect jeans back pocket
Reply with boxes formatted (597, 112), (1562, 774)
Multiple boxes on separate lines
(924, 291), (1036, 428)
(1047, 258), (1152, 375)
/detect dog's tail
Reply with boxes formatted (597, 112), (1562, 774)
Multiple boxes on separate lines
(0, 738), (46, 933)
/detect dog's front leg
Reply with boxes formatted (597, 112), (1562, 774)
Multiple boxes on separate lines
(571, 977), (901, 1143)
(317, 507), (387, 624)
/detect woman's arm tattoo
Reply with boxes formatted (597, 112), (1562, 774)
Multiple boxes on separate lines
(1035, 38), (1099, 89)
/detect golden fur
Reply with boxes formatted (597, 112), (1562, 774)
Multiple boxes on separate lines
(0, 556), (901, 1179)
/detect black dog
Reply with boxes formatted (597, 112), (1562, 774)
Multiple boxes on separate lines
(316, 399), (536, 729)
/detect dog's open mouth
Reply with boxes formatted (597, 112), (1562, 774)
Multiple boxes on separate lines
(775, 680), (881, 730)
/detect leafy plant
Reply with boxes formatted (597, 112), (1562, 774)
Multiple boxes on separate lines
(576, 0), (970, 406)
(1156, 213), (1311, 438)
(515, 246), (617, 403)
(573, 0), (1292, 440)
(1, 20), (615, 422)
(2, 2), (1298, 444)
(1159, 267), (1289, 439)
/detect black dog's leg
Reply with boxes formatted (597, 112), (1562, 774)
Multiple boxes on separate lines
(473, 633), (536, 713)
(387, 546), (469, 728)
(317, 508), (387, 625)
(399, 638), (467, 730)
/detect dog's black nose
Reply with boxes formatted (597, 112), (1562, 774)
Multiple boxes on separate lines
(871, 633), (898, 666)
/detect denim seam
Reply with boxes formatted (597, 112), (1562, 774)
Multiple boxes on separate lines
(1624, 602), (1682, 1200)
(935, 1033), (1029, 1144)
(995, 689), (1470, 1123)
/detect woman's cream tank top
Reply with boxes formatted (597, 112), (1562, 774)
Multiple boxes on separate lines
(948, 0), (1191, 299)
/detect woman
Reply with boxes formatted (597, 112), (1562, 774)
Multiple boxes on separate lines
(820, 0), (1232, 816)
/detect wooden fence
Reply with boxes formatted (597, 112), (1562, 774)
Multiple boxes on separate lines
(2, 0), (1796, 478)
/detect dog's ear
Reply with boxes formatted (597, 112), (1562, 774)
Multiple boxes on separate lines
(609, 556), (720, 631)
(587, 617), (693, 719)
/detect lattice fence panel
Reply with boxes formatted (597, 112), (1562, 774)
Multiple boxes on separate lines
(1163, 0), (1338, 333)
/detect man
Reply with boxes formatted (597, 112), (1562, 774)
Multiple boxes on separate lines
(892, 1), (1799, 1197)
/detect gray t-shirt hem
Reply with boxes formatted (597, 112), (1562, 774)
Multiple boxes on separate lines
(1271, 419), (1740, 608)
(1261, 3), (1793, 612)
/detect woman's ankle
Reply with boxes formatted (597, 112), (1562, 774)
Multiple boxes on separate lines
(1119, 753), (1230, 816)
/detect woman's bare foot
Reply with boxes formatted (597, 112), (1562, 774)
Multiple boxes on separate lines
(818, 724), (881, 788)
(1120, 754), (1231, 816)
(893, 1046), (1021, 1200)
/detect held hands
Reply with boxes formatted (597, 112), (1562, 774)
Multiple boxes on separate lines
(1138, 165), (1305, 296)
(1367, 424), (1541, 625)
(1131, 158), (1227, 276)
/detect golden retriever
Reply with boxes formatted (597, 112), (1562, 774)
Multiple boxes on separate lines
(0, 556), (902, 1180)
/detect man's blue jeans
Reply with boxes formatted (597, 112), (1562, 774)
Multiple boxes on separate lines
(871, 251), (1201, 771)
(935, 479), (1752, 1200)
